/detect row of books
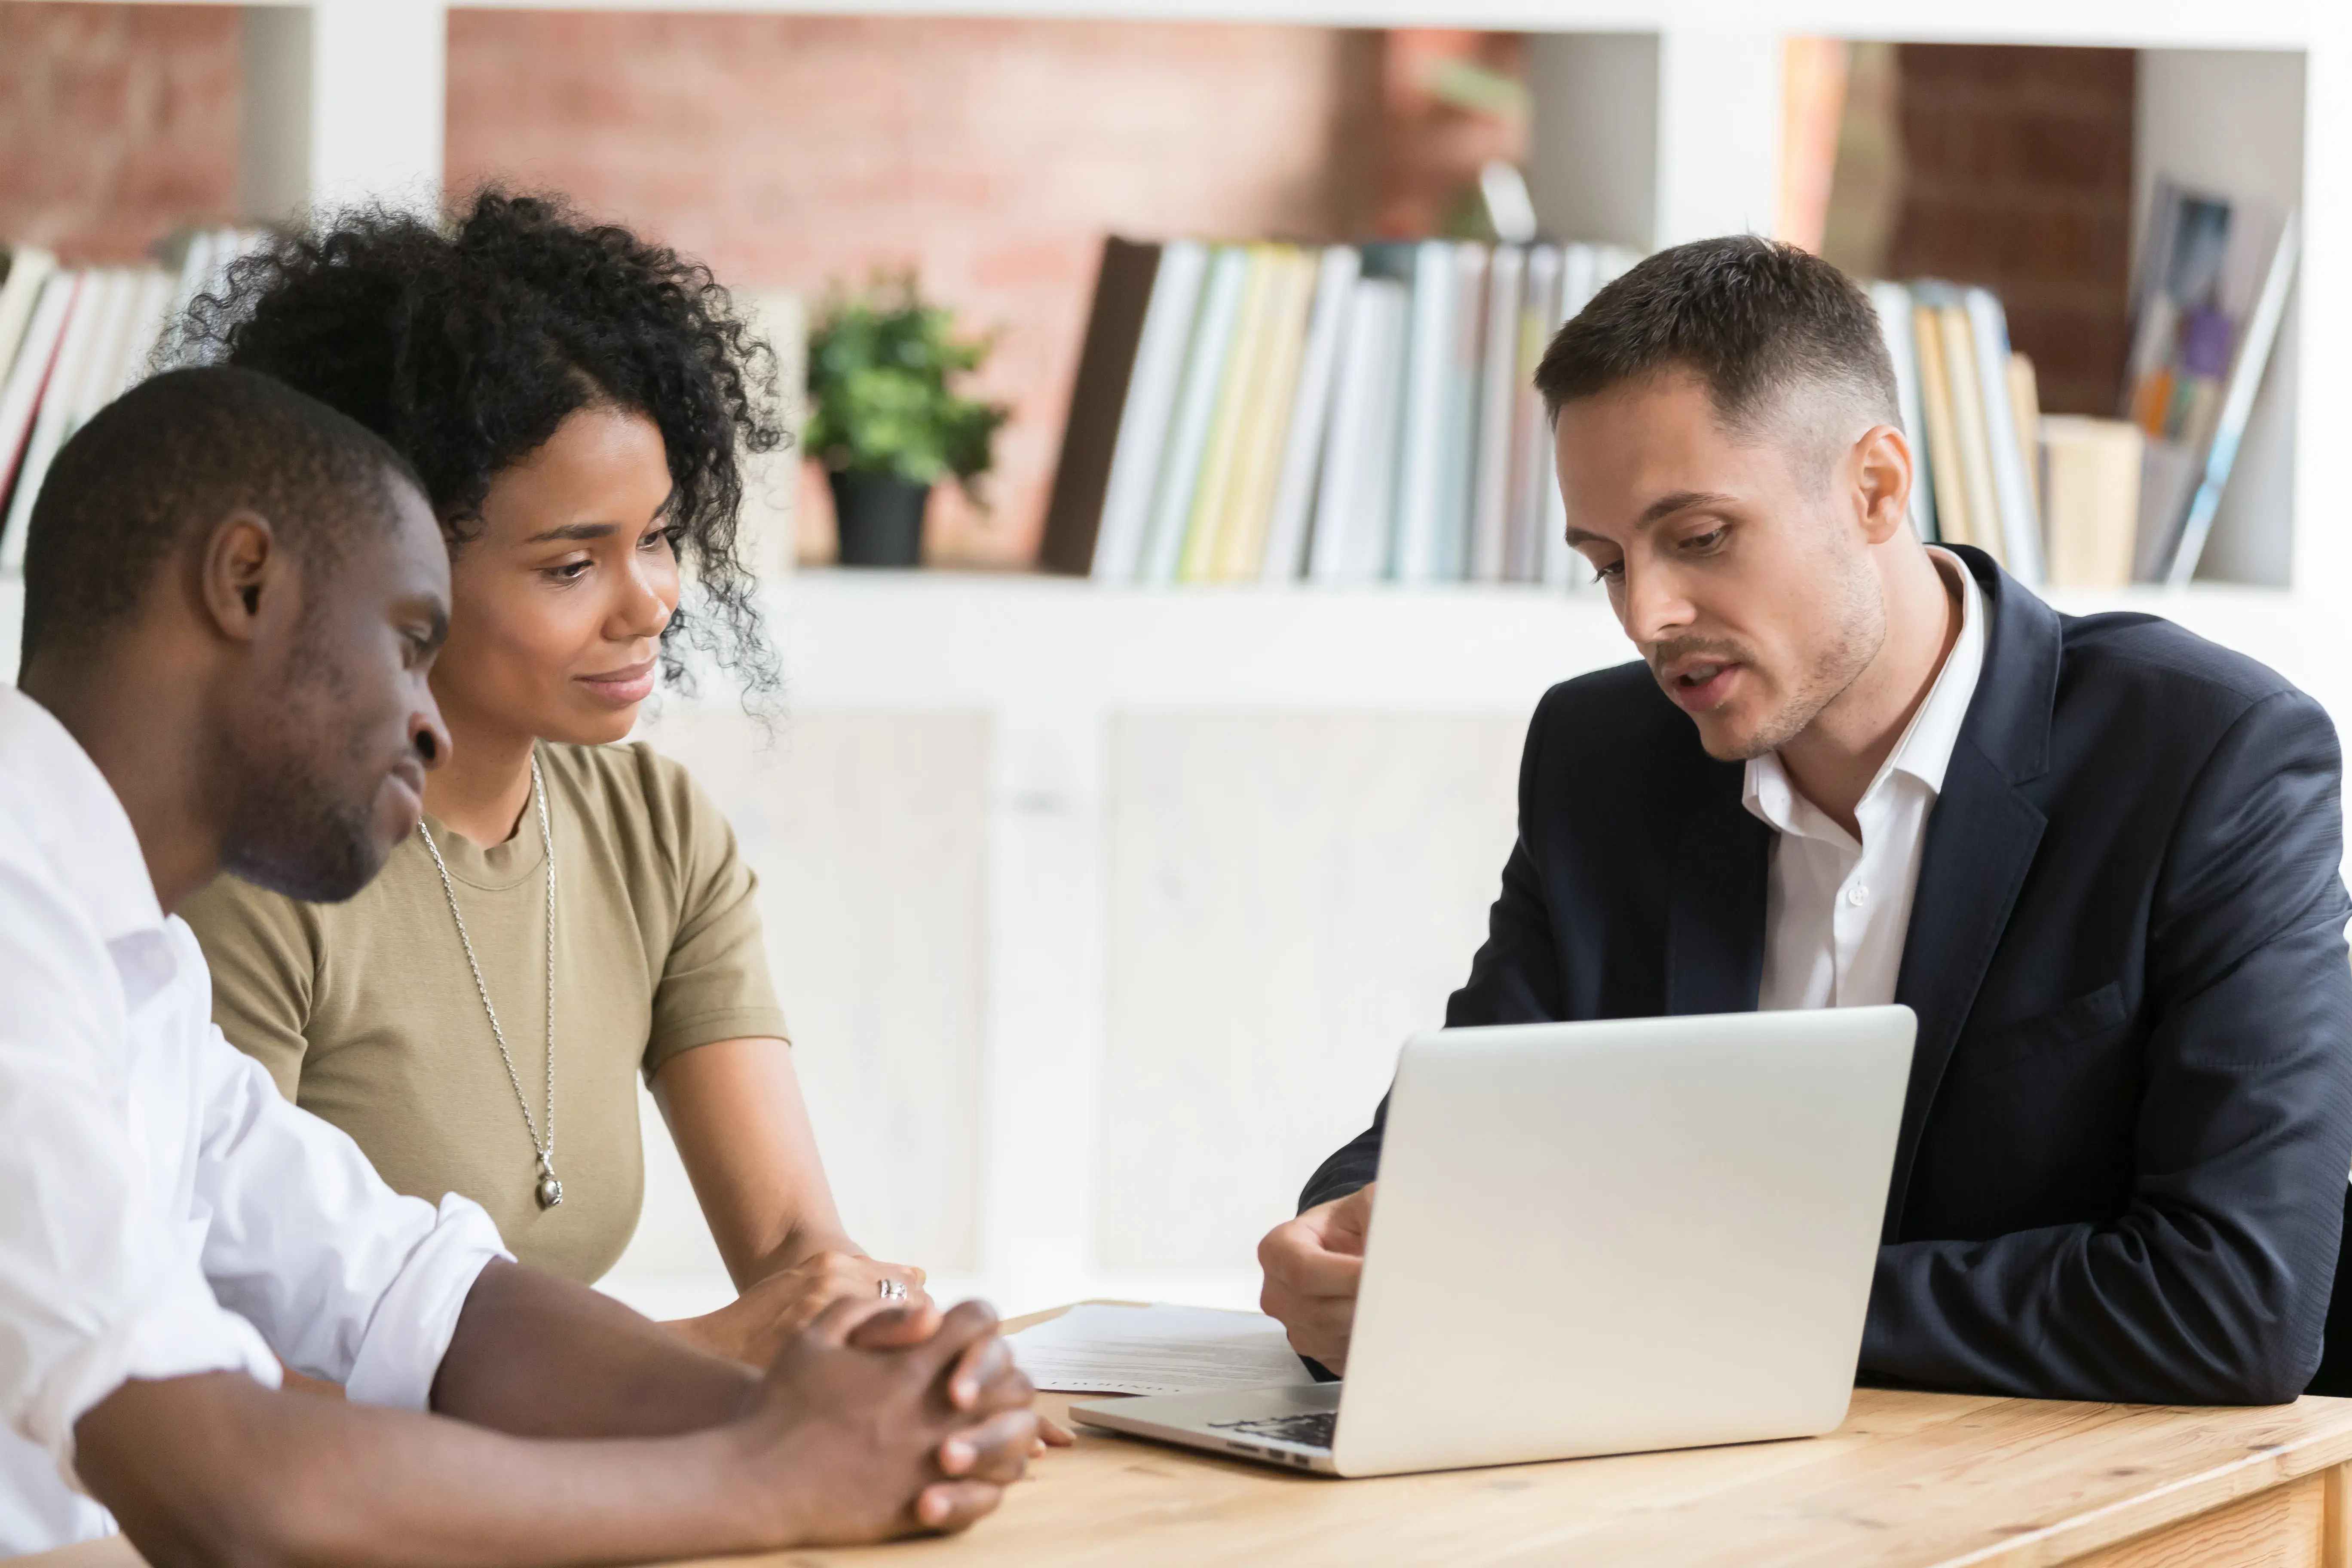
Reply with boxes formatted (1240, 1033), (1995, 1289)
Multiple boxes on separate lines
(1867, 278), (2047, 582)
(0, 229), (268, 574)
(1045, 210), (2297, 595)
(1040, 237), (1642, 588)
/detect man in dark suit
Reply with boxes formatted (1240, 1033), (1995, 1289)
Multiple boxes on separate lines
(1259, 235), (2352, 1406)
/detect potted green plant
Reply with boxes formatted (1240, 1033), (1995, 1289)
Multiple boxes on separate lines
(803, 273), (1008, 567)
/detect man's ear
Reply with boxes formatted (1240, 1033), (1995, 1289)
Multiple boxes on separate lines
(1853, 424), (1914, 545)
(196, 511), (294, 645)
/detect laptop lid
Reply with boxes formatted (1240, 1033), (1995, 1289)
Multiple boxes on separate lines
(1332, 1007), (1915, 1476)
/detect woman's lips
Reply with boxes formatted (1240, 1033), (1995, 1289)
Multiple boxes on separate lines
(578, 659), (657, 706)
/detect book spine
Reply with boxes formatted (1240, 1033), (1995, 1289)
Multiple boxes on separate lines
(1867, 280), (1936, 543)
(1390, 242), (1453, 583)
(1, 270), (114, 570)
(1909, 299), (1972, 552)
(1468, 244), (1524, 583)
(1137, 246), (1249, 585)
(0, 247), (60, 391)
(1261, 245), (1361, 583)
(1936, 300), (2007, 569)
(1038, 237), (1162, 577)
(1507, 243), (1563, 584)
(1180, 246), (1280, 582)
(1211, 248), (1313, 579)
(1309, 277), (1405, 585)
(1964, 288), (2042, 583)
(0, 272), (79, 526)
(116, 270), (176, 399)
(1540, 245), (1600, 588)
(1093, 240), (1207, 582)
(2005, 352), (2040, 548)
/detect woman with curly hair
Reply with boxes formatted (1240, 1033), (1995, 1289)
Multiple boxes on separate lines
(176, 191), (918, 1368)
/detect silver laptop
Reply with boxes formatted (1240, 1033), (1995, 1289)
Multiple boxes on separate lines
(1074, 1007), (1915, 1477)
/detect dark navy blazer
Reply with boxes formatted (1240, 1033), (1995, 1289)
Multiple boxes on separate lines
(1302, 546), (2352, 1405)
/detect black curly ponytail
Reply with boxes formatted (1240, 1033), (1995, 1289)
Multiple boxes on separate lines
(178, 189), (784, 701)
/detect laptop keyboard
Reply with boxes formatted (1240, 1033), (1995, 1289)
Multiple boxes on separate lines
(1208, 1410), (1337, 1451)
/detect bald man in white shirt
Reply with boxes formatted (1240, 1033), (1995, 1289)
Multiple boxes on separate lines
(1262, 236), (2352, 1407)
(1, 367), (1037, 1563)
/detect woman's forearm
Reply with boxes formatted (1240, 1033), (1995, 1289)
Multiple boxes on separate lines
(650, 1036), (853, 1288)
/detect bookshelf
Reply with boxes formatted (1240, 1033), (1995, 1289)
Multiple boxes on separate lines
(22, 0), (2335, 597)
(14, 0), (2346, 1315)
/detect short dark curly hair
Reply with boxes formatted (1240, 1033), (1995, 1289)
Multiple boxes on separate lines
(176, 189), (783, 699)
(1534, 235), (1898, 440)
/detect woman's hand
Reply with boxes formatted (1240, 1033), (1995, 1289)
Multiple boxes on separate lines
(669, 1251), (929, 1368)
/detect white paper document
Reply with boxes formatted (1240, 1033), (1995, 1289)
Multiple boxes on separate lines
(1008, 1302), (1319, 1397)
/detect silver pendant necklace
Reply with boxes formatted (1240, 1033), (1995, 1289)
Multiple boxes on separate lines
(420, 753), (563, 1209)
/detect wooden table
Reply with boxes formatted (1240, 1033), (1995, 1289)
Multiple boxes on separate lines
(24, 1307), (2352, 1568)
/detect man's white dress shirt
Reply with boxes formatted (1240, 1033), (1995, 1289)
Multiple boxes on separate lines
(1746, 548), (1987, 1010)
(0, 686), (511, 1557)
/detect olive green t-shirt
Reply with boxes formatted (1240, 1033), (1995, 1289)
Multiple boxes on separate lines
(181, 740), (790, 1283)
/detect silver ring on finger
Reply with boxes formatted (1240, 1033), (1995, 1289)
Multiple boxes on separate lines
(878, 1277), (909, 1301)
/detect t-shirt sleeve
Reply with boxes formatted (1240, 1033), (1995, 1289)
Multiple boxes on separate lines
(641, 750), (790, 1079)
(178, 873), (318, 1101)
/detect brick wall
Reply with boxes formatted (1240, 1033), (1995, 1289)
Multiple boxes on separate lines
(446, 12), (1389, 567)
(0, 2), (240, 262)
(1883, 44), (2136, 417)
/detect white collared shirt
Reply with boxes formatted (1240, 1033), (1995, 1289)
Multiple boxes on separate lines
(1745, 548), (1987, 1011)
(0, 686), (511, 1556)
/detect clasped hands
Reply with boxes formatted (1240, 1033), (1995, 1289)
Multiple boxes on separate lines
(680, 1250), (1076, 1467)
(746, 1294), (1043, 1540)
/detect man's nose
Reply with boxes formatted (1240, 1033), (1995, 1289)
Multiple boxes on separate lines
(1619, 561), (1694, 645)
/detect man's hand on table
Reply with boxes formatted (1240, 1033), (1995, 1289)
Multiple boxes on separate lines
(1258, 1183), (1375, 1374)
(76, 1267), (1047, 1566)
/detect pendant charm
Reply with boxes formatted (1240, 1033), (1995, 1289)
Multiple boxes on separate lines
(536, 1173), (563, 1209)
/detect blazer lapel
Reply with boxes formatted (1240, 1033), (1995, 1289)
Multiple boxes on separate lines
(1882, 545), (2061, 1241)
(1883, 748), (2046, 1238)
(1666, 774), (1771, 1016)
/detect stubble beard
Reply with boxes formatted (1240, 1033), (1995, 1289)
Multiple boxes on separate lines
(1703, 550), (1886, 763)
(215, 640), (400, 904)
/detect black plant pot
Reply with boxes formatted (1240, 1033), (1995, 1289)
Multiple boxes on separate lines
(829, 471), (930, 568)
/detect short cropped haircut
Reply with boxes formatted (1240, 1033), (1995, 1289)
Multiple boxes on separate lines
(19, 365), (421, 663)
(1533, 236), (1899, 445)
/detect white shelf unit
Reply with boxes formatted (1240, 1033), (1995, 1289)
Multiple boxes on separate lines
(18, 1), (2348, 1314)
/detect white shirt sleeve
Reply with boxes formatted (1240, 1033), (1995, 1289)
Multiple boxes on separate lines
(0, 872), (282, 1490)
(187, 992), (511, 1407)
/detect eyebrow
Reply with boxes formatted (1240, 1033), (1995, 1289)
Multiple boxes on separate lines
(1562, 490), (1740, 547)
(521, 489), (680, 546)
(522, 521), (619, 544)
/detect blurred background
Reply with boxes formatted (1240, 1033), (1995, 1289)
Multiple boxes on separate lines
(0, 0), (2333, 1319)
